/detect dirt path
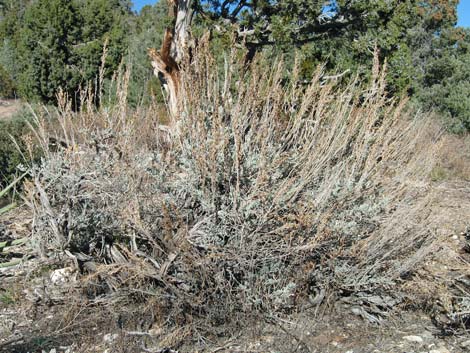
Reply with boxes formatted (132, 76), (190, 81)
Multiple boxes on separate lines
(0, 99), (22, 121)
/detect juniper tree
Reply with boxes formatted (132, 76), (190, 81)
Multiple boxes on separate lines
(150, 0), (460, 113)
(15, 0), (131, 105)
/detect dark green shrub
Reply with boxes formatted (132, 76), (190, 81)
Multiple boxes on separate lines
(0, 109), (33, 187)
(413, 28), (470, 134)
(0, 64), (15, 98)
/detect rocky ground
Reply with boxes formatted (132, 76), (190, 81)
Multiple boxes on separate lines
(1, 183), (469, 352)
(1, 269), (470, 353)
(1, 169), (469, 352)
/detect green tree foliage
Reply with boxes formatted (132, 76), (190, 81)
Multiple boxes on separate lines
(74, 0), (132, 85)
(0, 113), (30, 186)
(0, 0), (467, 132)
(0, 0), (28, 42)
(126, 2), (170, 106)
(188, 0), (467, 131)
(1, 0), (169, 107)
(0, 38), (20, 85)
(193, 1), (458, 92)
(17, 0), (80, 103)
(11, 0), (131, 105)
(415, 28), (470, 133)
(0, 0), (28, 85)
(0, 63), (15, 97)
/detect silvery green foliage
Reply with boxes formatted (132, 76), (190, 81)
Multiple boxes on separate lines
(31, 145), (157, 257)
(30, 52), (435, 326)
(331, 196), (387, 240)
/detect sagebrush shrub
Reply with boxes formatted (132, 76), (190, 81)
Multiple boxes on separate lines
(27, 48), (439, 330)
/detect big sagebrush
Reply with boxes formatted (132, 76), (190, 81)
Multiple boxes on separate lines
(26, 47), (441, 332)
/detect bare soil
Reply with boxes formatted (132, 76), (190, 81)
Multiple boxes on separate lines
(0, 99), (23, 121)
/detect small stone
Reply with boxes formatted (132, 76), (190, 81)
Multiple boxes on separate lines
(262, 335), (274, 344)
(421, 330), (434, 339)
(429, 348), (450, 353)
(50, 267), (76, 285)
(103, 333), (119, 343)
(461, 340), (470, 348)
(403, 335), (424, 344)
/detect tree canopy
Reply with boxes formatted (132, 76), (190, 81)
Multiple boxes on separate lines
(0, 0), (132, 105)
(0, 0), (467, 131)
(188, 1), (459, 92)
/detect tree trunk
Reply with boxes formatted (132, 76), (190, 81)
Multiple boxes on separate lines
(149, 0), (193, 120)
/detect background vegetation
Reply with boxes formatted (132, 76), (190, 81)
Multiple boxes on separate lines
(0, 0), (468, 130)
(0, 0), (468, 192)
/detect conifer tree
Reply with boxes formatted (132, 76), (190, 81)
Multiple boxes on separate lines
(16, 0), (131, 105)
(18, 0), (80, 103)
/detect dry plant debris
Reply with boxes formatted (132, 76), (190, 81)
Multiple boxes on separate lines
(0, 47), (468, 351)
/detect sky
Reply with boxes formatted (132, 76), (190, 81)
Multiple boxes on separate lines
(132, 0), (155, 12)
(458, 1), (470, 27)
(132, 0), (470, 27)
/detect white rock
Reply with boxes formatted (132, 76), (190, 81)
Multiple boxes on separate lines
(403, 335), (424, 344)
(421, 330), (434, 339)
(50, 267), (76, 285)
(429, 349), (450, 353)
(103, 333), (119, 343)
(461, 340), (470, 348)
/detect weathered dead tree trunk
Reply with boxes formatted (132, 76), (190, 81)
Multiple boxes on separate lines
(149, 0), (194, 121)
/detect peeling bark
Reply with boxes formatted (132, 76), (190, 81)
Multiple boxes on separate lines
(149, 0), (194, 120)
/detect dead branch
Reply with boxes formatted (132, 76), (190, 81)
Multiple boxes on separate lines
(149, 0), (194, 121)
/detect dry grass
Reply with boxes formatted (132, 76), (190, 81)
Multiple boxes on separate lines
(23, 45), (463, 343)
(431, 133), (470, 181)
